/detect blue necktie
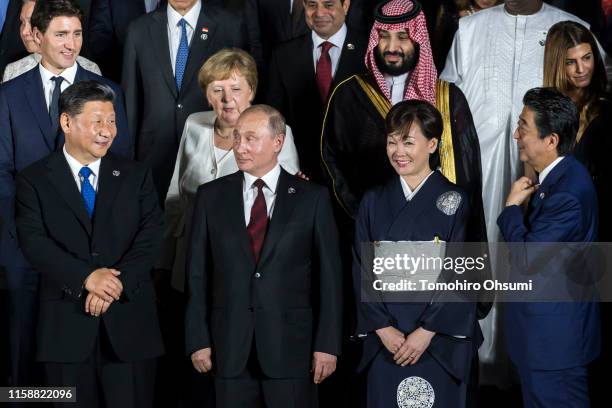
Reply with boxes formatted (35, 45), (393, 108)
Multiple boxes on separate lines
(175, 18), (189, 90)
(79, 167), (96, 219)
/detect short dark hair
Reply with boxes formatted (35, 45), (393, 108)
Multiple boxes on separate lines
(522, 87), (578, 156)
(31, 0), (83, 33)
(59, 81), (115, 117)
(385, 100), (443, 169)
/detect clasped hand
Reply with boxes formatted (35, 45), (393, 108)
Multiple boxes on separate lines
(83, 268), (123, 317)
(506, 176), (538, 207)
(376, 326), (435, 366)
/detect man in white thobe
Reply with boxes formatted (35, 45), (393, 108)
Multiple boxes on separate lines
(440, 0), (609, 384)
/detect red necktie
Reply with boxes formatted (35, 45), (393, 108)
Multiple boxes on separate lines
(316, 41), (333, 102)
(247, 179), (268, 263)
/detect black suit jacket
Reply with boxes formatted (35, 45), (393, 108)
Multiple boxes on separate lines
(15, 152), (164, 363)
(0, 0), (27, 78)
(87, 0), (151, 82)
(185, 169), (343, 378)
(266, 28), (368, 182)
(122, 5), (247, 204)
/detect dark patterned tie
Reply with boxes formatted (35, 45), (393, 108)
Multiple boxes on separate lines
(316, 41), (333, 102)
(247, 179), (268, 263)
(49, 75), (64, 146)
(79, 167), (96, 218)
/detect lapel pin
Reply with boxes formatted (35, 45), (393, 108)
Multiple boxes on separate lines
(288, 187), (296, 194)
(539, 39), (545, 46)
(346, 43), (355, 50)
(201, 27), (209, 41)
(112, 170), (120, 177)
(539, 192), (545, 199)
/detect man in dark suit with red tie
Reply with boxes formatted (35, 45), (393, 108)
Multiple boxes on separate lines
(266, 0), (367, 183)
(15, 80), (164, 407)
(186, 105), (343, 407)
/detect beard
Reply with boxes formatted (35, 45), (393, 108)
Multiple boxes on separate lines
(374, 44), (419, 76)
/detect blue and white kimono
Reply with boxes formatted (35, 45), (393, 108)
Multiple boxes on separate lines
(353, 171), (481, 408)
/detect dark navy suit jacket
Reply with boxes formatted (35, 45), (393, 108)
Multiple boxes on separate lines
(497, 155), (600, 370)
(0, 64), (130, 270)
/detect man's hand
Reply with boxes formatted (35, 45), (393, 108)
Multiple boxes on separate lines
(376, 326), (405, 355)
(506, 176), (538, 207)
(84, 293), (112, 317)
(312, 352), (337, 384)
(191, 348), (212, 373)
(394, 327), (435, 366)
(84, 268), (123, 302)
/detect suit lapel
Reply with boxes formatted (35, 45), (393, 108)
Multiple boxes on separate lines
(223, 172), (256, 266)
(528, 157), (571, 223)
(46, 152), (92, 235)
(149, 10), (178, 98)
(334, 29), (365, 85)
(257, 170), (297, 268)
(180, 9), (217, 94)
(23, 68), (54, 150)
(92, 157), (124, 237)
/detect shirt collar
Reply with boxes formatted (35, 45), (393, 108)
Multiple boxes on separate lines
(399, 170), (434, 201)
(243, 163), (281, 193)
(538, 156), (565, 185)
(38, 60), (78, 85)
(383, 72), (409, 89)
(167, 0), (201, 30)
(312, 23), (347, 50)
(63, 145), (102, 179)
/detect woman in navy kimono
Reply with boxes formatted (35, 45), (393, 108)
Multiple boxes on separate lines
(353, 100), (480, 408)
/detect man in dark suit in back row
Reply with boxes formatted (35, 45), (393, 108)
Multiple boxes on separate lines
(266, 0), (367, 183)
(186, 105), (343, 407)
(15, 80), (164, 408)
(0, 0), (130, 387)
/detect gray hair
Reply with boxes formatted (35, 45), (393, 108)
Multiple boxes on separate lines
(241, 104), (286, 137)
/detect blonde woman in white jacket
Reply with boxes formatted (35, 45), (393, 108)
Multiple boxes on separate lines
(158, 48), (300, 291)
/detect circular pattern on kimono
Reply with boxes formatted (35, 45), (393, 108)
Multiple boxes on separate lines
(436, 191), (462, 216)
(396, 376), (435, 408)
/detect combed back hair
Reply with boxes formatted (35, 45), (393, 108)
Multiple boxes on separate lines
(31, 0), (83, 33)
(385, 100), (443, 169)
(59, 80), (116, 117)
(522, 87), (578, 156)
(198, 48), (258, 95)
(241, 105), (286, 137)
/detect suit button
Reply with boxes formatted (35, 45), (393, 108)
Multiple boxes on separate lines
(177, 103), (183, 109)
(254, 272), (261, 279)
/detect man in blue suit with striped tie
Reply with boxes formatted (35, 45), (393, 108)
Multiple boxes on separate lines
(498, 87), (600, 408)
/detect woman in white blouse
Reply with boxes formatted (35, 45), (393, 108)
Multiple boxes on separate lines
(159, 48), (300, 291)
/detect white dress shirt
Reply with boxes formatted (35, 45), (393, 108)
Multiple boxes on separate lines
(243, 164), (281, 225)
(63, 146), (101, 193)
(399, 171), (435, 201)
(384, 72), (409, 106)
(538, 156), (565, 185)
(312, 23), (347, 78)
(39, 62), (78, 111)
(167, 1), (201, 76)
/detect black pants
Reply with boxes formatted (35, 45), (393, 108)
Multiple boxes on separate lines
(44, 323), (156, 408)
(215, 342), (317, 408)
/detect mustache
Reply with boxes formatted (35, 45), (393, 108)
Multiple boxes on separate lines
(383, 51), (405, 58)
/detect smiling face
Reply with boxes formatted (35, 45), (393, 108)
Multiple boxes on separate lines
(514, 106), (558, 172)
(376, 29), (418, 76)
(20, 1), (38, 53)
(61, 101), (116, 165)
(233, 110), (284, 177)
(206, 72), (254, 127)
(565, 42), (594, 91)
(386, 121), (437, 180)
(304, 0), (350, 39)
(34, 15), (82, 75)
